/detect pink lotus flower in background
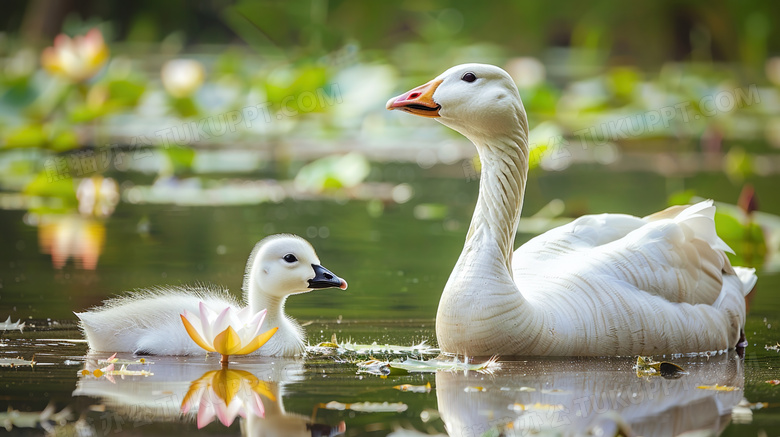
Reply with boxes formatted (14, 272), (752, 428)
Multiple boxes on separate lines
(181, 368), (275, 429)
(161, 59), (205, 98)
(180, 302), (278, 365)
(41, 28), (109, 82)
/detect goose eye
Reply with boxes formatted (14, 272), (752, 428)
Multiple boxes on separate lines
(461, 72), (477, 83)
(283, 254), (298, 263)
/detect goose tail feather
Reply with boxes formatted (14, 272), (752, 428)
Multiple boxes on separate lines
(733, 266), (758, 296)
(672, 200), (734, 254)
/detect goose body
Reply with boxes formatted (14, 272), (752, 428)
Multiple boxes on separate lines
(76, 234), (347, 357)
(387, 64), (757, 356)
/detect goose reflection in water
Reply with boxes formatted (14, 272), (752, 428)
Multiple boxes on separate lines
(72, 354), (345, 436)
(435, 352), (744, 436)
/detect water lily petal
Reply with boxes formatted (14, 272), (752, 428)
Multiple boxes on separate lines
(181, 370), (219, 414)
(196, 397), (217, 429)
(218, 399), (243, 427)
(181, 386), (203, 414)
(235, 327), (278, 355)
(181, 309), (206, 339)
(198, 302), (213, 340)
(212, 306), (232, 339)
(181, 314), (216, 352)
(213, 325), (243, 355)
(247, 309), (267, 338)
(250, 379), (277, 402)
(249, 392), (266, 418)
(235, 306), (251, 322)
(214, 400), (231, 427)
(41, 47), (61, 74)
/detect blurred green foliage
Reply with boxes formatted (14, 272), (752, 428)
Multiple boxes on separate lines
(0, 0), (776, 273)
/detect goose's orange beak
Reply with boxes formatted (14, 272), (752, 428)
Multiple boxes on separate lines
(386, 79), (442, 118)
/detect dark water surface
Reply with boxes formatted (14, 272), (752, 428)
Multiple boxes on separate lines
(1, 164), (779, 436)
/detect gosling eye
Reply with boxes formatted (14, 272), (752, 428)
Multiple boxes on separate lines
(283, 254), (298, 263)
(461, 72), (477, 83)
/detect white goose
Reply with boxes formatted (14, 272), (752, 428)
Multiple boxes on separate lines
(76, 234), (347, 357)
(387, 64), (757, 356)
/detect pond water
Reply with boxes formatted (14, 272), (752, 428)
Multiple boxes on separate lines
(1, 162), (779, 436)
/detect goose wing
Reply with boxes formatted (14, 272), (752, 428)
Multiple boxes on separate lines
(513, 201), (733, 305)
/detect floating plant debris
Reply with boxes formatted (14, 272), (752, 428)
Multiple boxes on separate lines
(0, 316), (25, 332)
(97, 353), (154, 365)
(356, 359), (403, 376)
(308, 336), (439, 358)
(320, 401), (408, 413)
(510, 402), (565, 413)
(765, 343), (780, 352)
(78, 362), (153, 381)
(0, 403), (72, 432)
(635, 356), (686, 378)
(0, 357), (36, 368)
(358, 356), (499, 376)
(393, 382), (432, 393)
(697, 384), (740, 392)
(463, 386), (485, 392)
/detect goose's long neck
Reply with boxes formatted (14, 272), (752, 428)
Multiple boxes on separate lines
(248, 291), (288, 330)
(464, 129), (529, 274)
(437, 123), (530, 354)
(246, 283), (306, 356)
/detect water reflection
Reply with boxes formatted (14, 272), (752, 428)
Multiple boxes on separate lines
(37, 214), (105, 270)
(182, 368), (274, 428)
(30, 176), (119, 270)
(72, 354), (345, 436)
(436, 353), (743, 436)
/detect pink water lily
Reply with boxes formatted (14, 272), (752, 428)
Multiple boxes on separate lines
(180, 302), (277, 365)
(41, 28), (109, 82)
(181, 368), (275, 429)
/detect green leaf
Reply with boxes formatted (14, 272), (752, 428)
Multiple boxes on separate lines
(68, 104), (104, 123)
(263, 65), (329, 114)
(170, 96), (199, 118)
(23, 170), (78, 204)
(4, 125), (47, 148)
(50, 130), (80, 152)
(106, 78), (146, 108)
(608, 66), (642, 101)
(164, 147), (196, 173)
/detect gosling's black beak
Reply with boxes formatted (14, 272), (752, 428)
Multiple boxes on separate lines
(308, 264), (348, 290)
